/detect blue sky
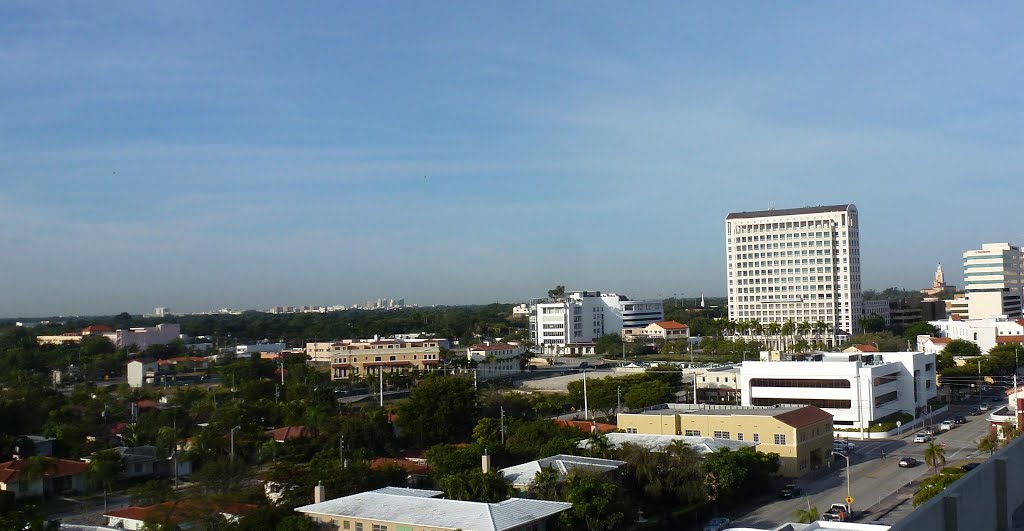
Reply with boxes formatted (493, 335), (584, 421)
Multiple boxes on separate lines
(2, 2), (1023, 317)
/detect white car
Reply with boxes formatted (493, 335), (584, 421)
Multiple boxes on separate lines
(914, 433), (931, 443)
(704, 517), (731, 531)
(940, 421), (954, 431)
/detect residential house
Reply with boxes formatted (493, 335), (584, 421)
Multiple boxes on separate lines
(265, 426), (315, 443)
(295, 486), (572, 531)
(0, 457), (89, 498)
(323, 339), (442, 380)
(499, 454), (626, 490)
(622, 320), (690, 342)
(104, 500), (257, 530)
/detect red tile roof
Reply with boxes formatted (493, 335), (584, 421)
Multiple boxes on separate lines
(851, 344), (879, 352)
(83, 325), (114, 334)
(554, 419), (618, 434)
(0, 458), (89, 484)
(774, 406), (833, 429)
(1017, 319), (1024, 328)
(996, 336), (1024, 344)
(134, 400), (160, 409)
(652, 321), (688, 330)
(370, 458), (431, 475)
(951, 315), (961, 321)
(105, 500), (258, 524)
(265, 426), (314, 442)
(930, 337), (952, 344)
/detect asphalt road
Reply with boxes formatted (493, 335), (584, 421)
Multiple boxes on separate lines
(730, 404), (992, 529)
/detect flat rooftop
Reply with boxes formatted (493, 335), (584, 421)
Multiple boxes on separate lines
(636, 404), (804, 417)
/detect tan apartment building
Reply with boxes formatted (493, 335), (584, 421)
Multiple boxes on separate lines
(296, 487), (571, 530)
(617, 404), (833, 477)
(312, 339), (442, 380)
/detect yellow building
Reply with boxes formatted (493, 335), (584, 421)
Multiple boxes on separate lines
(617, 404), (833, 477)
(317, 340), (442, 380)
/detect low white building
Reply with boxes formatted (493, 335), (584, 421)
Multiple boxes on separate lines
(467, 342), (523, 380)
(740, 351), (937, 431)
(696, 365), (741, 403)
(105, 323), (181, 350)
(927, 316), (1024, 354)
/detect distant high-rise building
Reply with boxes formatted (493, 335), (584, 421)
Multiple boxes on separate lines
(964, 243), (1024, 319)
(154, 307), (171, 318)
(725, 204), (862, 344)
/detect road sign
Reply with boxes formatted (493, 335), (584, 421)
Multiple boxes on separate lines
(845, 496), (854, 505)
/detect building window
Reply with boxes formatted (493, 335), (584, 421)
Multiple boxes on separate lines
(372, 525), (388, 531)
(774, 434), (786, 445)
(355, 524), (363, 531)
(626, 427), (638, 434)
(750, 378), (851, 388)
(713, 431), (730, 440)
(737, 433), (744, 441)
(343, 522), (350, 530)
(684, 429), (701, 436)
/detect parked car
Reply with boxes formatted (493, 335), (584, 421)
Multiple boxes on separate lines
(823, 503), (852, 522)
(780, 484), (803, 499)
(704, 517), (731, 531)
(922, 427), (937, 437)
(899, 457), (919, 468)
(980, 403), (990, 411)
(954, 416), (967, 424)
(914, 433), (931, 443)
(962, 463), (980, 472)
(940, 420), (954, 431)
(833, 440), (857, 451)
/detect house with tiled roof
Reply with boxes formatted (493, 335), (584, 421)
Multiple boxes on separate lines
(265, 426), (315, 443)
(369, 458), (431, 481)
(617, 404), (833, 477)
(296, 487), (572, 531)
(104, 500), (257, 530)
(622, 320), (690, 342)
(553, 419), (617, 434)
(467, 342), (524, 380)
(0, 457), (89, 498)
(843, 343), (879, 353)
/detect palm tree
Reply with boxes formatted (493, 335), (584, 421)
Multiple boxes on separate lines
(781, 320), (796, 350)
(798, 321), (812, 344)
(795, 504), (821, 523)
(766, 323), (782, 350)
(923, 441), (947, 473)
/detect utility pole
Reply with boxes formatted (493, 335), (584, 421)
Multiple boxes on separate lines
(582, 368), (589, 420)
(340, 436), (346, 469)
(693, 372), (698, 406)
(617, 386), (622, 413)
(379, 369), (384, 408)
(856, 372), (865, 441)
(473, 369), (478, 390)
(500, 406), (505, 445)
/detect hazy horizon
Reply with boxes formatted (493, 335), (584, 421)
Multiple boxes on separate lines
(3, 3), (1022, 318)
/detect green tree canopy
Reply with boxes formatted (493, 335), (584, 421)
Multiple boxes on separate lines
(944, 339), (982, 358)
(557, 471), (632, 531)
(396, 376), (480, 448)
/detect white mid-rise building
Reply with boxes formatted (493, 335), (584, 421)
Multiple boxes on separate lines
(725, 204), (863, 344)
(528, 291), (663, 354)
(467, 342), (524, 380)
(740, 351), (936, 430)
(964, 243), (1024, 320)
(926, 316), (1024, 354)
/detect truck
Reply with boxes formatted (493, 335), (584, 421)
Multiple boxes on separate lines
(822, 503), (852, 522)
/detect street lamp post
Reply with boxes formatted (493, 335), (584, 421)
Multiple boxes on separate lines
(833, 450), (852, 514)
(230, 426), (241, 462)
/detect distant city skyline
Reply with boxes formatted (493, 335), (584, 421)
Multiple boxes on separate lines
(2, 3), (1023, 318)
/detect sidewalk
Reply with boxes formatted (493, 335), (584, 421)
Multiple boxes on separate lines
(860, 480), (921, 522)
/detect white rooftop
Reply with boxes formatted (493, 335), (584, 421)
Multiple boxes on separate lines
(499, 454), (626, 488)
(578, 433), (757, 454)
(296, 487), (573, 531)
(725, 521), (890, 530)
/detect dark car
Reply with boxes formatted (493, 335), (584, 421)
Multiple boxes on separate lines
(954, 416), (967, 424)
(962, 463), (980, 472)
(899, 457), (919, 468)
(780, 484), (803, 499)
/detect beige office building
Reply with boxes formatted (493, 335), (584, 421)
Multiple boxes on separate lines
(618, 404), (833, 477)
(307, 339), (442, 380)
